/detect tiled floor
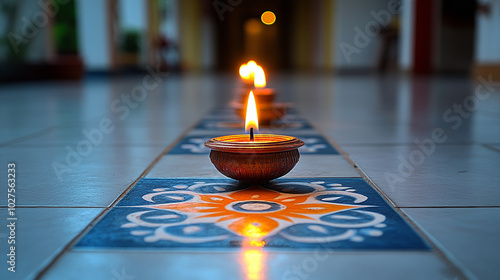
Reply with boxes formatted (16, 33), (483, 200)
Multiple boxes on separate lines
(1, 73), (499, 279)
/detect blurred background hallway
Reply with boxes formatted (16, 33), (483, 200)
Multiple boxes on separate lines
(1, 1), (500, 279)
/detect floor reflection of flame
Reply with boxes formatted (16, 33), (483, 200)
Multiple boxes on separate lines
(243, 248), (265, 280)
(242, 224), (266, 280)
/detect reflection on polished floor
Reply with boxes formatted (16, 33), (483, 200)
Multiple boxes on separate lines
(1, 73), (500, 279)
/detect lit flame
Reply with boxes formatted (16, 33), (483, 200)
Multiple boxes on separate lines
(245, 91), (259, 133)
(253, 66), (266, 88)
(240, 61), (260, 83)
(247, 61), (258, 81)
(239, 64), (251, 80)
(247, 60), (257, 69)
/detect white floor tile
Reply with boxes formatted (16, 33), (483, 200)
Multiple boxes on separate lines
(403, 208), (500, 280)
(41, 251), (462, 280)
(0, 146), (164, 207)
(0, 208), (102, 280)
(146, 154), (360, 179)
(342, 145), (500, 207)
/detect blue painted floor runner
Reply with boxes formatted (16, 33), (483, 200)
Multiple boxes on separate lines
(77, 178), (429, 250)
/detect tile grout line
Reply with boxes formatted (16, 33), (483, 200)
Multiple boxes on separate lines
(397, 209), (474, 280)
(7, 143), (178, 148)
(305, 119), (398, 208)
(0, 126), (57, 148)
(482, 143), (500, 154)
(352, 171), (470, 280)
(337, 142), (479, 147)
(0, 116), (109, 148)
(34, 116), (206, 279)
(310, 121), (470, 280)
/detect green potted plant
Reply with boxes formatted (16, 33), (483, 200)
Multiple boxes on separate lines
(51, 0), (83, 79)
(120, 29), (141, 66)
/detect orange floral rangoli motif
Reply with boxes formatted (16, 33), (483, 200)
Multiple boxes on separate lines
(151, 187), (360, 239)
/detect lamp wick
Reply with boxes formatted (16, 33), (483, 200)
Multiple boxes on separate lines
(250, 127), (254, 141)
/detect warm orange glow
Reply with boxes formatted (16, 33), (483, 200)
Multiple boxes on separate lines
(261, 11), (276, 25)
(248, 240), (266, 247)
(242, 223), (266, 280)
(245, 91), (259, 132)
(239, 64), (251, 80)
(245, 18), (263, 34)
(253, 66), (266, 88)
(213, 134), (295, 143)
(243, 224), (266, 280)
(243, 248), (265, 280)
(243, 223), (265, 240)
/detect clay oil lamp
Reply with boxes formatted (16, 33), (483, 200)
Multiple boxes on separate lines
(205, 92), (304, 183)
(240, 65), (275, 106)
(236, 66), (288, 125)
(238, 61), (275, 105)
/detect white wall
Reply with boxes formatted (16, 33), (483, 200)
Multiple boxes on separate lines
(161, 0), (179, 43)
(119, 0), (145, 30)
(76, 0), (110, 70)
(313, 0), (327, 69)
(475, 0), (500, 63)
(119, 0), (147, 65)
(201, 17), (215, 70)
(329, 0), (337, 68)
(398, 0), (414, 71)
(334, 0), (397, 69)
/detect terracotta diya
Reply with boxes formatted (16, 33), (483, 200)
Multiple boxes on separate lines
(205, 92), (304, 183)
(239, 65), (276, 105)
(236, 66), (286, 125)
(233, 100), (288, 126)
(240, 88), (275, 105)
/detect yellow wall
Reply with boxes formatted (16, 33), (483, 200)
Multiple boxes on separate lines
(324, 0), (335, 70)
(178, 0), (202, 71)
(291, 0), (336, 71)
(291, 0), (313, 70)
